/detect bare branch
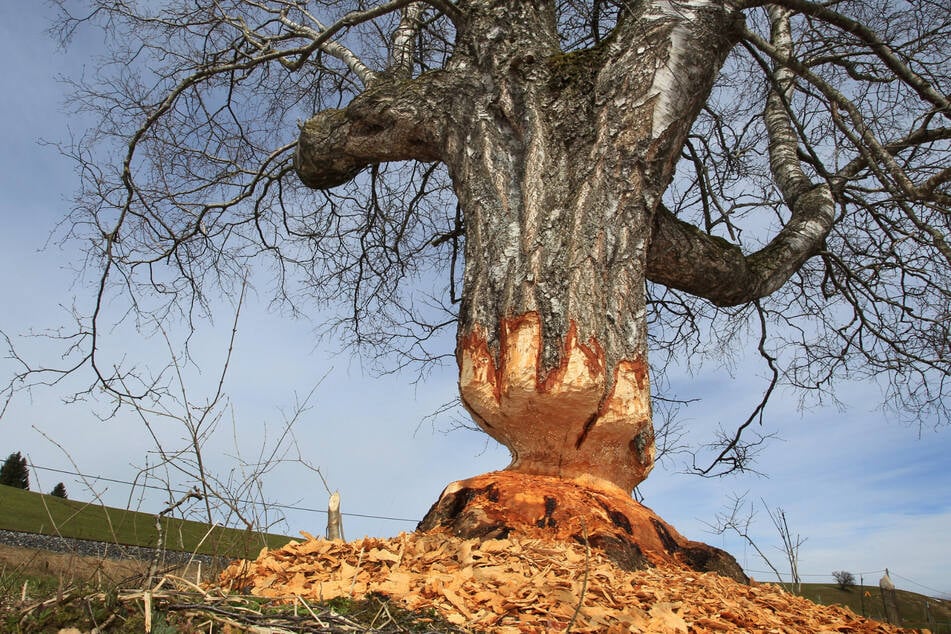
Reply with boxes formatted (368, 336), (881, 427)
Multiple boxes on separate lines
(647, 188), (833, 307)
(764, 0), (951, 116)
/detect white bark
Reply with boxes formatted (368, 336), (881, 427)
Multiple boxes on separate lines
(764, 6), (815, 202)
(390, 3), (426, 77)
(278, 14), (378, 86)
(645, 0), (735, 137)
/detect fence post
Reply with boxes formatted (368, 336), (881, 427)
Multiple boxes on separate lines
(859, 574), (865, 617)
(879, 568), (901, 626)
(326, 491), (344, 541)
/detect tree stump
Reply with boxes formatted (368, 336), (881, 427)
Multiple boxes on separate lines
(418, 470), (747, 583)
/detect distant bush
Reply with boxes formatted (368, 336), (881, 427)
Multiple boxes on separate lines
(0, 452), (29, 490)
(833, 570), (855, 590)
(50, 482), (68, 498)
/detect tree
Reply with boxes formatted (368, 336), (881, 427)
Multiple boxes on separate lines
(833, 570), (855, 590)
(11, 1), (949, 567)
(0, 452), (29, 490)
(767, 504), (805, 594)
(706, 493), (806, 591)
(50, 482), (68, 498)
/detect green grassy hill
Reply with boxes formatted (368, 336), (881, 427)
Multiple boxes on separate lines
(0, 484), (293, 560)
(778, 582), (951, 632)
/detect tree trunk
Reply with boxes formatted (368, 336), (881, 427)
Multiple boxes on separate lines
(443, 1), (739, 495)
(296, 0), (750, 575)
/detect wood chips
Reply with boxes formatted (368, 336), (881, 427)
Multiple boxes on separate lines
(217, 530), (915, 633)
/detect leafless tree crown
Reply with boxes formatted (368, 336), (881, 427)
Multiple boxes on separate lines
(7, 0), (948, 473)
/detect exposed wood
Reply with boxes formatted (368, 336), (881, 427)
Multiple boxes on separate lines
(459, 316), (654, 493)
(326, 491), (344, 541)
(417, 471), (744, 581)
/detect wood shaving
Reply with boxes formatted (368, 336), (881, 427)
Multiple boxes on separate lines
(217, 530), (915, 633)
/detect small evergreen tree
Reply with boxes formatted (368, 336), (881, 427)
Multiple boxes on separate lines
(50, 482), (68, 498)
(0, 452), (29, 490)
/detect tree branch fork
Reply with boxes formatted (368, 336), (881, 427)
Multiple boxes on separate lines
(294, 6), (836, 311)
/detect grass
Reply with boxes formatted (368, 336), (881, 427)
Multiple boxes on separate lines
(0, 484), (293, 560)
(5, 589), (474, 633)
(0, 485), (471, 631)
(2, 485), (476, 632)
(784, 582), (951, 633)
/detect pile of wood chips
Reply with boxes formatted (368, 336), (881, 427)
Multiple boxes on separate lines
(217, 530), (914, 633)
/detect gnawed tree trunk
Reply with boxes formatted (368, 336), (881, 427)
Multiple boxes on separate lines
(296, 0), (833, 575)
(419, 471), (748, 582)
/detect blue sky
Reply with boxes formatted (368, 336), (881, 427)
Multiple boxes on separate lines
(0, 3), (948, 600)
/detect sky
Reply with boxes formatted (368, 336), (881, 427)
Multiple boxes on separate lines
(0, 3), (948, 601)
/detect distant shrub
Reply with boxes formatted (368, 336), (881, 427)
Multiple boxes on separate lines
(0, 451), (29, 490)
(50, 482), (68, 498)
(833, 570), (856, 590)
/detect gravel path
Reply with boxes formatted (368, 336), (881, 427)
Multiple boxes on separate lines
(0, 528), (223, 567)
